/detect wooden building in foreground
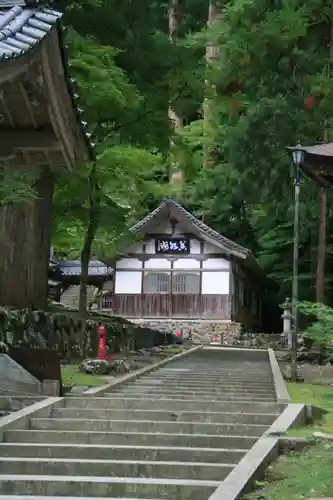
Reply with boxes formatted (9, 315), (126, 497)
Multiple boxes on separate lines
(0, 0), (94, 309)
(49, 259), (112, 308)
(298, 142), (333, 186)
(102, 199), (270, 343)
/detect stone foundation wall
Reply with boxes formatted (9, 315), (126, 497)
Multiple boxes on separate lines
(131, 319), (242, 344)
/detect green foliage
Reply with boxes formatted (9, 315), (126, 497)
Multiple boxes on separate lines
(7, 0), (333, 313)
(179, 0), (333, 304)
(299, 301), (333, 344)
(0, 168), (38, 205)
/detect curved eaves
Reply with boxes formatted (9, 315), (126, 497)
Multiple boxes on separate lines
(56, 22), (95, 161)
(0, 3), (95, 161)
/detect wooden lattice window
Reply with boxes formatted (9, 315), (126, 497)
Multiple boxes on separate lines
(172, 272), (200, 294)
(143, 272), (170, 294)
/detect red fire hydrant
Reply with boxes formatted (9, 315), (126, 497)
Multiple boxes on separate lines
(97, 324), (107, 360)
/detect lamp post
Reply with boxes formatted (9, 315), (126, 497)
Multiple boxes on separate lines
(290, 143), (305, 380)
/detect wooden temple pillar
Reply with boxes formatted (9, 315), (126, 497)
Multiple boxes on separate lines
(0, 2), (94, 309)
(0, 167), (54, 309)
(295, 142), (333, 303)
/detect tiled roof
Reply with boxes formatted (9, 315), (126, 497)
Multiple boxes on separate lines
(0, 2), (62, 60)
(48, 279), (61, 287)
(130, 198), (250, 259)
(0, 1), (95, 160)
(129, 198), (265, 276)
(57, 260), (112, 277)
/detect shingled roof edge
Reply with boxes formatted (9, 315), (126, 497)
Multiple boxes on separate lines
(128, 198), (266, 277)
(0, 0), (96, 161)
(56, 22), (95, 161)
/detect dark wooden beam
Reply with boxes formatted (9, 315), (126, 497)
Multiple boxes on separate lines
(0, 130), (59, 157)
(114, 268), (229, 272)
(0, 49), (39, 85)
(116, 252), (230, 260)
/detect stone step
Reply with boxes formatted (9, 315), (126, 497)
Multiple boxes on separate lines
(147, 363), (272, 377)
(113, 386), (276, 396)
(164, 372), (272, 376)
(156, 368), (271, 374)
(64, 397), (285, 413)
(107, 391), (276, 401)
(135, 380), (274, 388)
(150, 372), (273, 379)
(0, 497), (163, 500)
(0, 497), (164, 500)
(0, 396), (45, 410)
(129, 377), (274, 390)
(28, 418), (268, 436)
(0, 475), (219, 499)
(158, 363), (270, 368)
(51, 408), (279, 425)
(0, 442), (247, 463)
(125, 380), (275, 389)
(0, 457), (234, 481)
(3, 429), (258, 449)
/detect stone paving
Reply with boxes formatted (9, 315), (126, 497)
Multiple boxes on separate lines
(0, 348), (285, 499)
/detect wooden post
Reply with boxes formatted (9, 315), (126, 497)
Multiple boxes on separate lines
(316, 186), (326, 303)
(0, 167), (54, 309)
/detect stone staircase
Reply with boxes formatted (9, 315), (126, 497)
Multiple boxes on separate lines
(0, 395), (46, 417)
(0, 348), (285, 499)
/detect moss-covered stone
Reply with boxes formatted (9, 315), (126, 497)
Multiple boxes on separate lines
(0, 304), (167, 360)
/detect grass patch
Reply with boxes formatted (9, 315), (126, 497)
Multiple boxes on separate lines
(244, 381), (333, 499)
(285, 382), (333, 436)
(245, 442), (333, 499)
(162, 346), (187, 355)
(61, 365), (107, 388)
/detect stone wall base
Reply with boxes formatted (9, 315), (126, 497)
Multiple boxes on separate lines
(131, 319), (242, 344)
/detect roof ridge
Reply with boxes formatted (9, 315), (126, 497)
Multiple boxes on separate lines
(0, 0), (95, 162)
(0, 0), (52, 7)
(158, 198), (250, 255)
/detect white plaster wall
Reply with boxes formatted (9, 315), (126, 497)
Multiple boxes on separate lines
(190, 238), (201, 254)
(202, 271), (229, 294)
(145, 259), (171, 269)
(202, 258), (230, 269)
(173, 259), (200, 269)
(114, 271), (142, 294)
(150, 221), (188, 235)
(145, 239), (155, 253)
(115, 258), (142, 269)
(204, 241), (226, 254)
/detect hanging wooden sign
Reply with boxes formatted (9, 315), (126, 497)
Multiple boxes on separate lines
(155, 238), (190, 254)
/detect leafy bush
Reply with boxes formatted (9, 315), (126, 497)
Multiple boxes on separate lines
(299, 301), (333, 347)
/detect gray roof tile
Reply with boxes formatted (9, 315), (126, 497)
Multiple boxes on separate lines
(130, 198), (265, 276)
(58, 260), (112, 277)
(0, 1), (96, 161)
(0, 2), (61, 60)
(131, 198), (249, 258)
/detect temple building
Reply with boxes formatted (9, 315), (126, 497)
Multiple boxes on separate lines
(49, 258), (112, 309)
(102, 199), (270, 343)
(296, 142), (333, 186)
(0, 0), (94, 309)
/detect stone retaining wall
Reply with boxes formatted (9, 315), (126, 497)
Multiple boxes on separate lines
(131, 319), (242, 344)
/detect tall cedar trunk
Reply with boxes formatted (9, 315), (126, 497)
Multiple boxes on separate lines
(203, 0), (221, 170)
(315, 21), (333, 303)
(79, 163), (100, 314)
(316, 186), (326, 303)
(169, 0), (184, 185)
(0, 167), (54, 309)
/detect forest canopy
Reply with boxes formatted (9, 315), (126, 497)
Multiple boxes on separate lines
(37, 0), (333, 304)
